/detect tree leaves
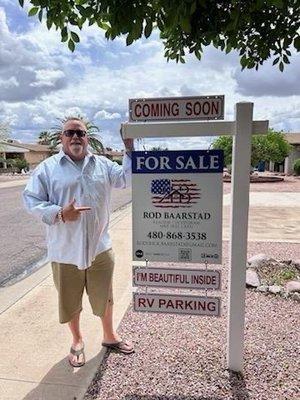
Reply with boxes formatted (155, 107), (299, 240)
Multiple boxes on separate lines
(212, 129), (291, 167)
(28, 7), (39, 17)
(144, 21), (153, 38)
(71, 31), (80, 43)
(18, 0), (300, 70)
(68, 39), (75, 52)
(294, 37), (300, 51)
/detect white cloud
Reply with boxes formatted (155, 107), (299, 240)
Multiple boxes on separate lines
(234, 55), (300, 97)
(32, 115), (46, 125)
(30, 69), (65, 88)
(94, 110), (121, 120)
(0, 76), (19, 89)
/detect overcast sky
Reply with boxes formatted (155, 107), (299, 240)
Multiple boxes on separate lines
(1, 1), (299, 150)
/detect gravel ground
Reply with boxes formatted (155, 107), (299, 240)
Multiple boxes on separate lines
(85, 241), (300, 400)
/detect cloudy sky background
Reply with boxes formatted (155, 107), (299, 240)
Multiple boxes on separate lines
(1, 1), (300, 151)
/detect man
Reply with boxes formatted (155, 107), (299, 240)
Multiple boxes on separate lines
(23, 117), (134, 367)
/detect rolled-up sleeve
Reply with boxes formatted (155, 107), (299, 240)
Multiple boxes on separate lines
(23, 166), (61, 226)
(108, 154), (132, 188)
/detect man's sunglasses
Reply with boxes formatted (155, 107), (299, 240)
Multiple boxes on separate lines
(63, 129), (87, 138)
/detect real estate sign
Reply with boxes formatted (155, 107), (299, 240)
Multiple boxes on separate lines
(132, 150), (223, 263)
(132, 266), (221, 290)
(133, 292), (221, 316)
(129, 95), (224, 122)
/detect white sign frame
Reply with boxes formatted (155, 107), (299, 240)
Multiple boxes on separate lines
(132, 266), (221, 290)
(122, 101), (269, 372)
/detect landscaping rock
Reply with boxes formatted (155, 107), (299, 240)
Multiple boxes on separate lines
(257, 285), (268, 293)
(285, 280), (300, 293)
(269, 285), (282, 295)
(247, 254), (275, 269)
(291, 292), (300, 302)
(246, 269), (261, 288)
(291, 259), (300, 271)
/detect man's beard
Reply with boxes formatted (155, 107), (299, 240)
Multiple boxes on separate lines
(70, 143), (83, 154)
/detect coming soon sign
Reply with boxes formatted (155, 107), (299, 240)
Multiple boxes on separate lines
(129, 95), (224, 122)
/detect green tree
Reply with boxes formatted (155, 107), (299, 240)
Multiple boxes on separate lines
(19, 0), (300, 71)
(38, 131), (52, 145)
(9, 158), (29, 173)
(293, 159), (300, 175)
(0, 121), (10, 151)
(50, 115), (105, 154)
(212, 129), (291, 167)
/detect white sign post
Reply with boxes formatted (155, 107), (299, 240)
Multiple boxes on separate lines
(122, 100), (268, 372)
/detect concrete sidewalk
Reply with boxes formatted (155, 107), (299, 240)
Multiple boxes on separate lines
(0, 179), (28, 189)
(0, 204), (133, 400)
(0, 190), (299, 400)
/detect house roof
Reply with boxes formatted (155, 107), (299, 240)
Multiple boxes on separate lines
(0, 142), (28, 153)
(106, 150), (123, 157)
(3, 141), (53, 152)
(285, 133), (300, 145)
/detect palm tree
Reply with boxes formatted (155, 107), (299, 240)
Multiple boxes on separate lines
(0, 121), (10, 152)
(50, 115), (105, 154)
(38, 131), (52, 145)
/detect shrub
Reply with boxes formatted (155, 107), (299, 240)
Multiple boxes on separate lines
(11, 158), (29, 173)
(293, 159), (300, 175)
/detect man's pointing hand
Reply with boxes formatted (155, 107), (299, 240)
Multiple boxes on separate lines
(62, 199), (91, 222)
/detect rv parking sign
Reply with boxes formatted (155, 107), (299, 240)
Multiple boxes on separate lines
(132, 150), (223, 263)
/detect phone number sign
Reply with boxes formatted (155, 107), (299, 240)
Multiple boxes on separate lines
(132, 150), (223, 263)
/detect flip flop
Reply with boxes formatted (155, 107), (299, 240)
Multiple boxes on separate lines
(69, 344), (86, 367)
(102, 340), (135, 354)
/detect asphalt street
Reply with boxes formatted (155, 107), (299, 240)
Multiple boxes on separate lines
(0, 184), (132, 286)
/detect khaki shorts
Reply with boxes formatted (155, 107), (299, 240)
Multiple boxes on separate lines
(51, 249), (114, 323)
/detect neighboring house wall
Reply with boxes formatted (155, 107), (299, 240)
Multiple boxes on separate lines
(284, 146), (300, 174)
(24, 151), (50, 169)
(264, 133), (300, 175)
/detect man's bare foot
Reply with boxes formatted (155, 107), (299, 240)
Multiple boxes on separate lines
(102, 340), (134, 354)
(102, 332), (121, 344)
(69, 340), (85, 367)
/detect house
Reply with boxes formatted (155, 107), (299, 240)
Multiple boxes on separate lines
(0, 140), (124, 171)
(283, 133), (300, 174)
(0, 140), (56, 171)
(266, 133), (300, 174)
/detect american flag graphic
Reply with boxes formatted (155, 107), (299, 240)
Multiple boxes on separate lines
(151, 179), (201, 208)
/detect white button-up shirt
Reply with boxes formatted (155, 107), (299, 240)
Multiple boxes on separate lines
(23, 150), (131, 269)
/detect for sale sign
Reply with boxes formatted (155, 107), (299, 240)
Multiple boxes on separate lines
(132, 266), (221, 290)
(129, 95), (224, 122)
(132, 150), (223, 263)
(133, 293), (221, 316)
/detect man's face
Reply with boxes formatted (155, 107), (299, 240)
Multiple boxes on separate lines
(60, 119), (89, 161)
